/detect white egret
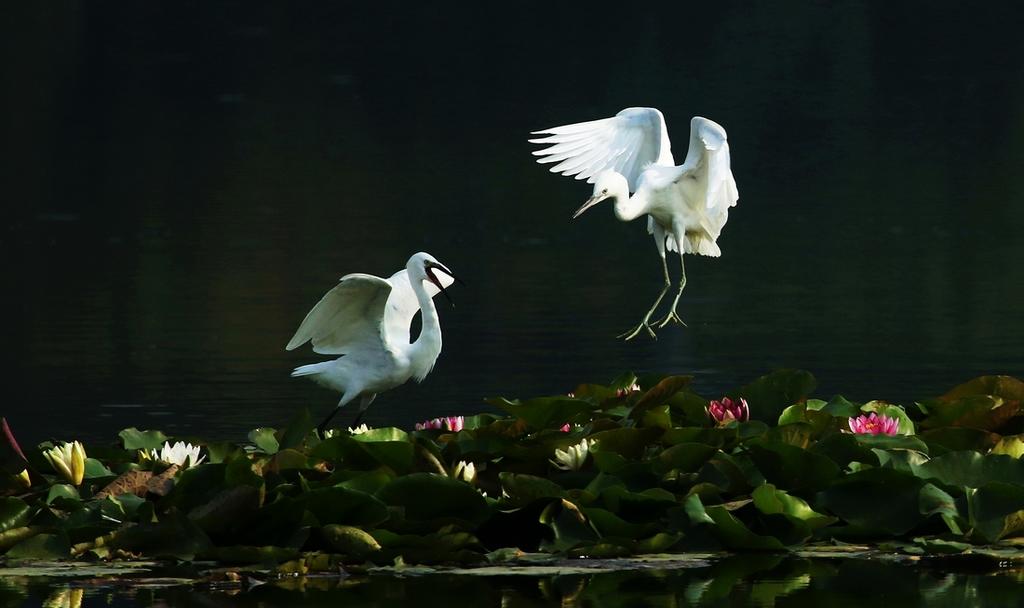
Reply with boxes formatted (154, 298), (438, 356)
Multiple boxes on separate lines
(285, 252), (462, 434)
(530, 108), (739, 340)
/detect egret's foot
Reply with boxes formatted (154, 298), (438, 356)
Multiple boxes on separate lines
(617, 321), (657, 341)
(653, 310), (687, 329)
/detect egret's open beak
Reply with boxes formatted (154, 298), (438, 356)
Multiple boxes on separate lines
(572, 194), (607, 219)
(425, 262), (464, 307)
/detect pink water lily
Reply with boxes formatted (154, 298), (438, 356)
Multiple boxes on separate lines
(559, 423), (571, 433)
(707, 397), (750, 425)
(848, 412), (899, 436)
(415, 416), (465, 432)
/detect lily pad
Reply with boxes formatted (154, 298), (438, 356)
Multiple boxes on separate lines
(377, 473), (489, 524)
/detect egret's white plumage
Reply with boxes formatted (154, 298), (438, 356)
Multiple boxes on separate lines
(530, 107), (739, 339)
(286, 252), (460, 432)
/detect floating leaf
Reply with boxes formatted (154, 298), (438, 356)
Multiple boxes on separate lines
(303, 486), (390, 527)
(744, 439), (839, 493)
(914, 451), (1024, 488)
(737, 369), (817, 423)
(321, 524), (382, 557)
(6, 532), (70, 560)
(751, 483), (835, 529)
(705, 505), (786, 550)
(248, 428), (280, 455)
(921, 427), (1001, 455)
(968, 482), (1024, 543)
(118, 428), (168, 451)
(818, 468), (926, 535)
(94, 470), (154, 500)
(657, 443), (719, 475)
(279, 408), (315, 450)
(488, 396), (598, 430)
(499, 473), (564, 505)
(0, 497), (32, 533)
(631, 375), (693, 418)
(377, 473), (489, 524)
(991, 435), (1024, 458)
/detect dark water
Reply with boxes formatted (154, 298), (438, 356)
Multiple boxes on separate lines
(4, 3), (1024, 443)
(6, 556), (1024, 607)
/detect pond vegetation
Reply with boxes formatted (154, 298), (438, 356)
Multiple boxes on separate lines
(3, 369), (1024, 580)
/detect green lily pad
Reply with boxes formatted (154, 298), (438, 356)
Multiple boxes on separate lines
(991, 435), (1024, 458)
(744, 439), (839, 493)
(921, 427), (1001, 455)
(968, 482), (1024, 543)
(500, 473), (564, 505)
(737, 369), (817, 423)
(303, 486), (389, 527)
(657, 443), (719, 474)
(488, 396), (598, 430)
(6, 532), (70, 560)
(0, 498), (32, 534)
(248, 428), (280, 455)
(818, 467), (926, 535)
(377, 473), (489, 524)
(118, 428), (168, 451)
(705, 505), (786, 550)
(914, 451), (1024, 488)
(752, 483), (835, 529)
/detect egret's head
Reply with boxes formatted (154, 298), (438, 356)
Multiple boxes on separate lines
(573, 171), (628, 219)
(408, 252), (463, 306)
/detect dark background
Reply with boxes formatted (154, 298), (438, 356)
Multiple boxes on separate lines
(4, 2), (1023, 443)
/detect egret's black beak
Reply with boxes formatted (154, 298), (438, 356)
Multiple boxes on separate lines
(425, 262), (464, 307)
(572, 194), (607, 219)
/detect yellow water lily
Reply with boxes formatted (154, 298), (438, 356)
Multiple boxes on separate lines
(550, 438), (594, 471)
(452, 460), (477, 484)
(42, 441), (86, 486)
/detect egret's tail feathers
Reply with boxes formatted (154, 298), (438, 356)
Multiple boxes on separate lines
(683, 233), (722, 257)
(291, 361), (334, 378)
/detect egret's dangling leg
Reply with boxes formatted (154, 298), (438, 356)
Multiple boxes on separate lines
(348, 393), (377, 429)
(618, 232), (671, 341)
(654, 252), (687, 328)
(316, 390), (373, 436)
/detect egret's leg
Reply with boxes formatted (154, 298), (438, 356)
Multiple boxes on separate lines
(618, 234), (672, 341)
(317, 390), (358, 437)
(348, 394), (377, 429)
(316, 408), (341, 437)
(654, 254), (687, 328)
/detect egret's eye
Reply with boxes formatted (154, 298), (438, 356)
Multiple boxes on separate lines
(602, 188), (608, 194)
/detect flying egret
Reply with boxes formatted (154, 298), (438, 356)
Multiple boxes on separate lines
(285, 252), (462, 434)
(530, 108), (739, 340)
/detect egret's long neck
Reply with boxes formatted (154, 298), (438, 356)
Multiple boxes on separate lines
(612, 182), (647, 222)
(407, 276), (442, 381)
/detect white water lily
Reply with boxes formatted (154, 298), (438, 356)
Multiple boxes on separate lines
(43, 441), (86, 485)
(148, 441), (204, 468)
(348, 424), (372, 435)
(452, 460), (477, 484)
(550, 438), (594, 471)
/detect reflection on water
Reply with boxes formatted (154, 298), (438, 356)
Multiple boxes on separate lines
(6, 556), (1024, 608)
(4, 2), (1024, 443)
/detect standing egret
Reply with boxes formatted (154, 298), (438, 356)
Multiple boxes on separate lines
(530, 108), (739, 340)
(285, 252), (462, 434)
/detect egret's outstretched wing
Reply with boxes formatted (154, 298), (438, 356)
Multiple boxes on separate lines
(687, 116), (739, 218)
(380, 269), (455, 347)
(529, 107), (675, 192)
(285, 273), (393, 355)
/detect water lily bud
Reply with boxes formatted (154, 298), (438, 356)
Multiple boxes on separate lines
(43, 441), (87, 486)
(15, 469), (31, 488)
(707, 397), (750, 426)
(550, 438), (594, 471)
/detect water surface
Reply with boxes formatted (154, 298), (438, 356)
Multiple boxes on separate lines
(4, 3), (1024, 442)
